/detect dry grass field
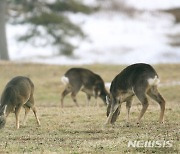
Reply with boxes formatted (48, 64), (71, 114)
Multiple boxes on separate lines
(0, 62), (179, 154)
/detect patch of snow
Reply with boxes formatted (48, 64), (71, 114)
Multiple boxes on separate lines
(6, 0), (180, 65)
(127, 0), (180, 10)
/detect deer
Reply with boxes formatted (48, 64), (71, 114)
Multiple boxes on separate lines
(105, 63), (166, 126)
(0, 76), (40, 129)
(61, 68), (109, 108)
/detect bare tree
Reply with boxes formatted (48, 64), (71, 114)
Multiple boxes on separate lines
(0, 0), (9, 60)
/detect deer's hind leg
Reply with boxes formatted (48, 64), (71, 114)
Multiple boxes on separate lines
(61, 87), (71, 108)
(22, 105), (30, 126)
(134, 84), (149, 124)
(147, 86), (165, 123)
(31, 106), (41, 126)
(70, 83), (82, 107)
(71, 91), (79, 107)
(126, 96), (133, 124)
(30, 96), (40, 126)
(15, 104), (22, 129)
(86, 94), (91, 106)
(25, 95), (41, 126)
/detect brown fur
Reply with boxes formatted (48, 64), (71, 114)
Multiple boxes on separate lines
(106, 63), (166, 125)
(61, 68), (109, 107)
(0, 76), (40, 129)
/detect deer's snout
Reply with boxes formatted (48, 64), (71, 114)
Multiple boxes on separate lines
(0, 115), (6, 129)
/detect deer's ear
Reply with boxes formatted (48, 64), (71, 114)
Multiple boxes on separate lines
(106, 95), (110, 105)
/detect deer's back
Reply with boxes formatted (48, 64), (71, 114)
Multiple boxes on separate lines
(0, 76), (34, 107)
(7, 76), (33, 94)
(65, 68), (104, 89)
(110, 63), (158, 93)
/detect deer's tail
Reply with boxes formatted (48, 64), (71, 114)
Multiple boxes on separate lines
(61, 76), (69, 85)
(148, 75), (160, 86)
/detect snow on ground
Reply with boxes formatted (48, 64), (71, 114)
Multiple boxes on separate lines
(7, 0), (180, 65)
(127, 0), (180, 10)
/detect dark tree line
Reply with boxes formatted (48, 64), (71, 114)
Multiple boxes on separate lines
(0, 0), (9, 60)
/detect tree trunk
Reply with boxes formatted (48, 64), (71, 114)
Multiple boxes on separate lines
(0, 0), (9, 60)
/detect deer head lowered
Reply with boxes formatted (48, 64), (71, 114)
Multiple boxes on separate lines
(61, 68), (109, 107)
(105, 63), (165, 125)
(0, 76), (40, 129)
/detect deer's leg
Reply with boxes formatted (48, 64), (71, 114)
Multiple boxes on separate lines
(27, 96), (41, 126)
(94, 89), (101, 107)
(70, 83), (82, 107)
(30, 96), (40, 126)
(31, 106), (41, 126)
(107, 102), (111, 117)
(61, 88), (71, 108)
(86, 94), (91, 106)
(134, 86), (149, 124)
(94, 94), (98, 107)
(137, 96), (149, 124)
(15, 104), (22, 129)
(71, 92), (79, 107)
(126, 97), (133, 124)
(147, 87), (165, 123)
(22, 105), (30, 126)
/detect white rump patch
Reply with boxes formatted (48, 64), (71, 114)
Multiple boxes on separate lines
(148, 75), (160, 86)
(61, 76), (69, 85)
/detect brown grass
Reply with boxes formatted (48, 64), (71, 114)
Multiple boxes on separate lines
(0, 62), (179, 153)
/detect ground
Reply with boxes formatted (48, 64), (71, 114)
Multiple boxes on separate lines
(0, 62), (179, 153)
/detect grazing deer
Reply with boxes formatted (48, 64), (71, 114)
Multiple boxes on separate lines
(61, 68), (109, 107)
(105, 63), (165, 125)
(0, 76), (40, 129)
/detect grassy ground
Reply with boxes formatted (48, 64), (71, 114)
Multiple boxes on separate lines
(0, 62), (179, 154)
